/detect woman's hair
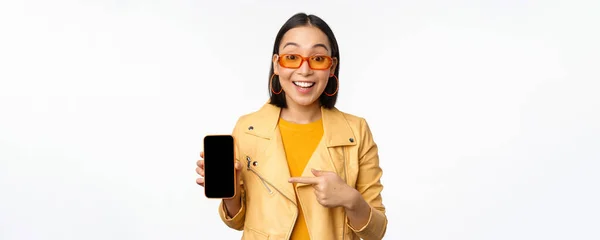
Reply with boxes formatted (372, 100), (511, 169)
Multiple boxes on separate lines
(268, 13), (340, 109)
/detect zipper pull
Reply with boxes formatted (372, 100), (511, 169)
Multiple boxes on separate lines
(246, 156), (251, 169)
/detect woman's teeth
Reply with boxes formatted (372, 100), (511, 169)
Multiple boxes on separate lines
(293, 81), (315, 88)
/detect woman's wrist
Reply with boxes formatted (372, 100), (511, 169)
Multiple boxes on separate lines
(343, 187), (372, 230)
(224, 193), (241, 206)
(223, 194), (242, 217)
(343, 187), (363, 211)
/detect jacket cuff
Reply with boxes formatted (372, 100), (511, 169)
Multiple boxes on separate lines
(218, 195), (246, 230)
(347, 207), (387, 240)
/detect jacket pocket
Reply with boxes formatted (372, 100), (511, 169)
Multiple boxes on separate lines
(243, 226), (270, 240)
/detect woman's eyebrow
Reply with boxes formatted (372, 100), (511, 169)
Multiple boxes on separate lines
(312, 43), (329, 51)
(282, 42), (329, 51)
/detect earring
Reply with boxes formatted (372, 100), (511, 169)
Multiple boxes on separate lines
(324, 74), (339, 97)
(270, 73), (283, 95)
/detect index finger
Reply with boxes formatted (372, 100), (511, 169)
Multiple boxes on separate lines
(288, 177), (319, 185)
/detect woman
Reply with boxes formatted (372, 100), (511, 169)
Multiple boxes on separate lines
(196, 13), (387, 240)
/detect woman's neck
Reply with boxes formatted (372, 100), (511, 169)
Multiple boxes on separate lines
(280, 100), (322, 124)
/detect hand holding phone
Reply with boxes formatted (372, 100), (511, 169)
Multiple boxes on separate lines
(197, 135), (242, 199)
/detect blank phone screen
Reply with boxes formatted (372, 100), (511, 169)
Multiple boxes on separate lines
(203, 135), (236, 198)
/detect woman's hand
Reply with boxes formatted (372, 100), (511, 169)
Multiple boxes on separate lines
(289, 168), (372, 230)
(196, 151), (244, 217)
(195, 151), (207, 187)
(288, 168), (360, 209)
(196, 151), (243, 189)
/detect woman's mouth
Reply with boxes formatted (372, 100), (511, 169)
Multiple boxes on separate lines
(293, 81), (315, 88)
(292, 81), (315, 94)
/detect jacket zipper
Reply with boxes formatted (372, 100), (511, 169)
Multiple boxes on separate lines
(246, 155), (298, 239)
(246, 156), (273, 194)
(248, 168), (273, 194)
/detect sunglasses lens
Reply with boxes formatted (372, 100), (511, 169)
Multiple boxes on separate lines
(280, 54), (302, 68)
(279, 54), (332, 69)
(309, 56), (332, 70)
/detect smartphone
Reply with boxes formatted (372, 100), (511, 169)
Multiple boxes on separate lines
(203, 135), (236, 199)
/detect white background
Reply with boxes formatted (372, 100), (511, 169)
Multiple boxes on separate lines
(1, 0), (599, 239)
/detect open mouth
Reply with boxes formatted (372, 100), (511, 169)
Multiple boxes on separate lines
(293, 81), (315, 88)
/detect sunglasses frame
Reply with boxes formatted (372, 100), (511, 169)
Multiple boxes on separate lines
(277, 54), (334, 70)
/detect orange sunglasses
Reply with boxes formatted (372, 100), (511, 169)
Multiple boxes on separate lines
(278, 54), (334, 70)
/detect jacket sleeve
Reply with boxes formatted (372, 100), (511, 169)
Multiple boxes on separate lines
(347, 118), (388, 240)
(218, 184), (246, 230)
(217, 117), (247, 230)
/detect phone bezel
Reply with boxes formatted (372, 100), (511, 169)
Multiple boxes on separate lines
(203, 134), (237, 199)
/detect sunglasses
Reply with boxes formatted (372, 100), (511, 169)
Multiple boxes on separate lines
(278, 54), (334, 70)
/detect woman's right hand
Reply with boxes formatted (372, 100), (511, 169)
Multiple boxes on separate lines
(196, 151), (242, 195)
(196, 151), (244, 217)
(195, 151), (243, 189)
(195, 151), (207, 187)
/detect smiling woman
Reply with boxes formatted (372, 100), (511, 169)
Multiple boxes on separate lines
(196, 12), (388, 240)
(269, 15), (340, 111)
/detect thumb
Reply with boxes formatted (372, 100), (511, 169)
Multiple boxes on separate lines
(235, 160), (242, 171)
(311, 168), (323, 177)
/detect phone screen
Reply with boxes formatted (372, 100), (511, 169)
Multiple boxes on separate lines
(203, 135), (236, 199)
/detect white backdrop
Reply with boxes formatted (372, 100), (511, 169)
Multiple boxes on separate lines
(1, 0), (599, 239)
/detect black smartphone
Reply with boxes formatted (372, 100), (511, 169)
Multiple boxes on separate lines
(203, 135), (236, 199)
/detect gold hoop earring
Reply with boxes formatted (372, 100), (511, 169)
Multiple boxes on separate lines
(324, 74), (339, 97)
(270, 73), (283, 95)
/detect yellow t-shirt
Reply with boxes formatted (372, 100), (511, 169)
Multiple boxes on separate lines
(278, 117), (324, 240)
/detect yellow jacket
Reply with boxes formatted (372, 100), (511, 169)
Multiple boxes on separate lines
(218, 102), (387, 240)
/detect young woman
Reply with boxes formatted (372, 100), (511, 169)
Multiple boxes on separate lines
(196, 13), (387, 240)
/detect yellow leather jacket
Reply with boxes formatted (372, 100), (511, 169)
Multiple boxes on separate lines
(218, 102), (387, 240)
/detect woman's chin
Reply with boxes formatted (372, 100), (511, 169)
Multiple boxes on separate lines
(287, 94), (320, 107)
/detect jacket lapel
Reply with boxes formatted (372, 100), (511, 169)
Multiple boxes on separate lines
(241, 103), (296, 203)
(296, 106), (357, 187)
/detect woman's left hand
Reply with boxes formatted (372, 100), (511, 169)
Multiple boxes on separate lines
(289, 168), (358, 209)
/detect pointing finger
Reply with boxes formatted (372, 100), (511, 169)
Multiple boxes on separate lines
(288, 177), (320, 185)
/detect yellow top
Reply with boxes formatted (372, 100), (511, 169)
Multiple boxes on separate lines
(278, 117), (324, 240)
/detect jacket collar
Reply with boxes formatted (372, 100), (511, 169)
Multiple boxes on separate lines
(243, 101), (357, 147)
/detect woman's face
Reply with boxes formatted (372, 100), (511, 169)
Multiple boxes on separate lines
(273, 26), (337, 107)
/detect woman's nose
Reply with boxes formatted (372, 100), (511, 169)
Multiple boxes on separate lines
(296, 59), (312, 75)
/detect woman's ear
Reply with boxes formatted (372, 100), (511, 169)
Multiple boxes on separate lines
(272, 54), (280, 75)
(330, 57), (338, 74)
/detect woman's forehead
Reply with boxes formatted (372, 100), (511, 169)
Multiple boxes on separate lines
(279, 26), (330, 52)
